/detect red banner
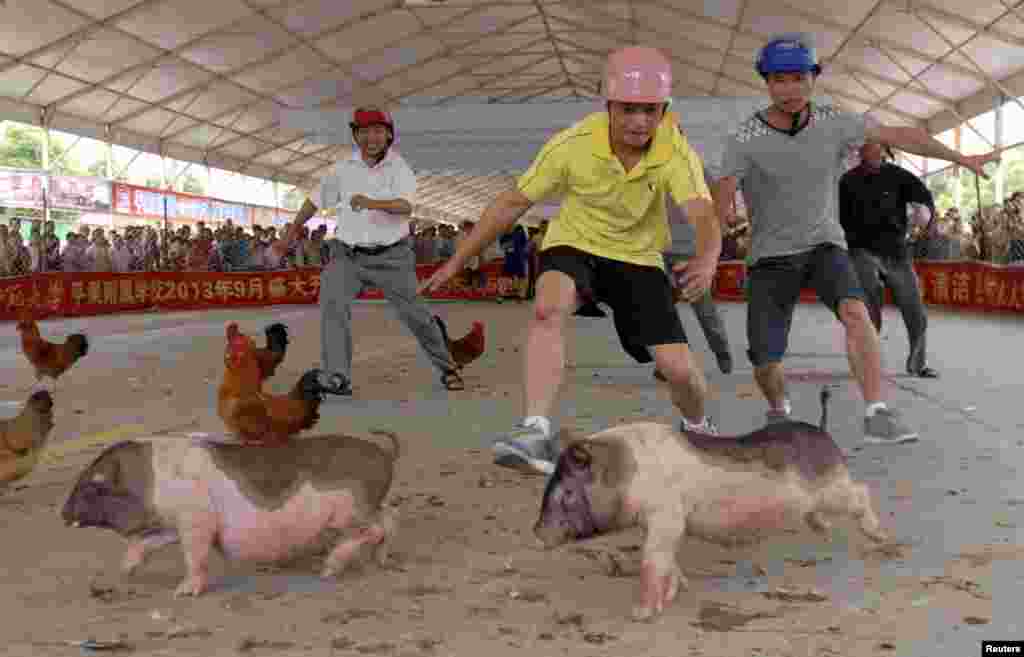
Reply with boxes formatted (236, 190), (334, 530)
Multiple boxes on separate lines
(0, 262), (526, 321)
(0, 269), (319, 320)
(711, 261), (825, 303)
(915, 260), (1024, 312)
(4, 260), (1024, 322)
(711, 261), (746, 302)
(711, 260), (1024, 312)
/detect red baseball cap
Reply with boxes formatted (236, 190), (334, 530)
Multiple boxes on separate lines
(350, 107), (394, 130)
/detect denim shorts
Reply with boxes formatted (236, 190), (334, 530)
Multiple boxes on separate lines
(746, 244), (865, 366)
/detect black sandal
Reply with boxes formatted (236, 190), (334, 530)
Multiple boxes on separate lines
(441, 369), (465, 391)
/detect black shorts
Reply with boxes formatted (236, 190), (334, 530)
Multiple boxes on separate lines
(537, 245), (687, 364)
(746, 243), (866, 367)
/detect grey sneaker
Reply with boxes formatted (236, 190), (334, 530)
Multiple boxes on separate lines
(492, 424), (558, 475)
(864, 407), (919, 444)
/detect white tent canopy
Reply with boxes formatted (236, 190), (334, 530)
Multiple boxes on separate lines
(293, 95), (830, 224)
(281, 95), (835, 173)
(0, 0), (1022, 218)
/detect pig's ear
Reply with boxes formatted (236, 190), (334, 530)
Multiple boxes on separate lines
(565, 442), (592, 470)
(581, 437), (635, 488)
(68, 440), (135, 496)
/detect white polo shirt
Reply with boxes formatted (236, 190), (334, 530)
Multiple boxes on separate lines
(315, 147), (417, 248)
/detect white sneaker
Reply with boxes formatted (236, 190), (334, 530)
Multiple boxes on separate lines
(681, 417), (719, 435)
(492, 424), (558, 475)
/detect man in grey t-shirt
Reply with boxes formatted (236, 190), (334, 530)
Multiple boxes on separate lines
(715, 32), (997, 445)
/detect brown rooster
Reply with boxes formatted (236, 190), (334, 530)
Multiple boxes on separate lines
(1, 391), (55, 490)
(433, 316), (485, 369)
(16, 309), (89, 388)
(224, 322), (290, 383)
(217, 324), (326, 446)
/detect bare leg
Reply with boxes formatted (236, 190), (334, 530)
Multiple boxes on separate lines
(838, 299), (882, 404)
(650, 343), (706, 424)
(754, 362), (788, 410)
(523, 271), (580, 419)
(849, 250), (884, 333)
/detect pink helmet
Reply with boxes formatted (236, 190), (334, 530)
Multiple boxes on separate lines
(604, 47), (673, 103)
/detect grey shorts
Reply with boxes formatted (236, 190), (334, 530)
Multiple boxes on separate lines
(746, 244), (866, 367)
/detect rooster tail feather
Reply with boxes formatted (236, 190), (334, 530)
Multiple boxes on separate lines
(264, 322), (289, 354)
(69, 333), (89, 357)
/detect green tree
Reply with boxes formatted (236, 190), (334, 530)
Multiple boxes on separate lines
(924, 147), (1024, 218)
(0, 123), (84, 174)
(87, 160), (129, 182)
(180, 171), (204, 195)
(927, 169), (959, 215)
(282, 186), (303, 210)
(160, 162), (205, 195)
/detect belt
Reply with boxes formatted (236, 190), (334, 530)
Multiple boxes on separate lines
(344, 240), (402, 256)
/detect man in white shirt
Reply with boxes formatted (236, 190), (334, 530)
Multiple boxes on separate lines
(274, 106), (465, 395)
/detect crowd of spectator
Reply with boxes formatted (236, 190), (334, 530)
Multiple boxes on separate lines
(0, 216), (330, 278)
(413, 220), (541, 301)
(910, 191), (1024, 263)
(3, 196), (1023, 288)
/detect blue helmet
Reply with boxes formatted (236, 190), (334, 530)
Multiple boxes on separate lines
(756, 34), (821, 78)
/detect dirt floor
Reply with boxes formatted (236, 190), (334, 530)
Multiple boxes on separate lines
(0, 301), (1018, 656)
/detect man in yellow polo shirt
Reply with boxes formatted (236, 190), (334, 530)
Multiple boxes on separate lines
(420, 46), (722, 475)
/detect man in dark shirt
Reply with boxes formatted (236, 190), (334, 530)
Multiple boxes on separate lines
(839, 141), (938, 378)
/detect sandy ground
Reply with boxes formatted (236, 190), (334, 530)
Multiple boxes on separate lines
(0, 300), (1020, 656)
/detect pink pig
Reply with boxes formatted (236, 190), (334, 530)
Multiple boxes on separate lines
(533, 388), (888, 621)
(62, 432), (401, 597)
